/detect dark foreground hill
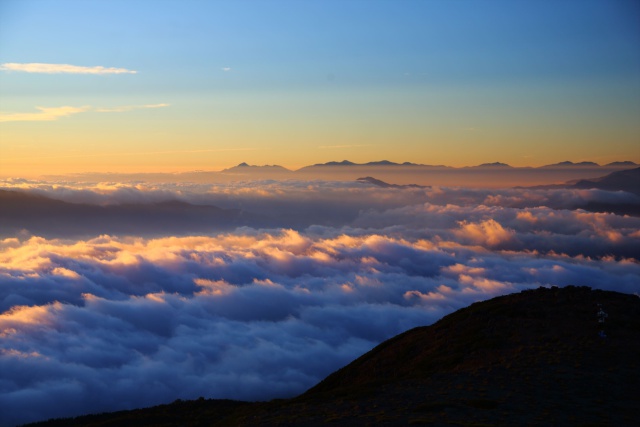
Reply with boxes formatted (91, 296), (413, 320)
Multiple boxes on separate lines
(25, 286), (640, 427)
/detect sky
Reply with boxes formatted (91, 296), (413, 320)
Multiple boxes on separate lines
(1, 3), (640, 424)
(0, 0), (639, 177)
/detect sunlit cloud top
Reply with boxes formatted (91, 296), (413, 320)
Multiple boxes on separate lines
(0, 62), (137, 74)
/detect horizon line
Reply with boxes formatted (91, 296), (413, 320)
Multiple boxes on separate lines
(17, 158), (638, 178)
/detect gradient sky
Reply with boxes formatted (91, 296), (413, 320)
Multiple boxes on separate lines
(1, 0), (639, 177)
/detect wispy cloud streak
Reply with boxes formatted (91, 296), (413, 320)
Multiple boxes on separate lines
(0, 104), (170, 123)
(94, 103), (170, 113)
(0, 106), (91, 122)
(318, 144), (371, 149)
(0, 63), (137, 74)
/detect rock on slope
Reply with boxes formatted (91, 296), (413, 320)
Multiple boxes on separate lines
(25, 286), (640, 427)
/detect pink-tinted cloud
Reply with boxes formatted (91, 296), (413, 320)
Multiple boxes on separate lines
(455, 219), (516, 247)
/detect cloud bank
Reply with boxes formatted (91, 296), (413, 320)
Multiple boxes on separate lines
(0, 63), (137, 74)
(0, 180), (639, 426)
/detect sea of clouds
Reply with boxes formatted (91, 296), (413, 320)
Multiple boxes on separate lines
(1, 179), (639, 426)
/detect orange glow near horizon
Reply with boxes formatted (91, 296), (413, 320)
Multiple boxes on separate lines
(2, 84), (639, 178)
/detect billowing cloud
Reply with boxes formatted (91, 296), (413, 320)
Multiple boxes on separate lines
(0, 180), (639, 426)
(455, 219), (516, 247)
(0, 62), (137, 74)
(0, 104), (169, 123)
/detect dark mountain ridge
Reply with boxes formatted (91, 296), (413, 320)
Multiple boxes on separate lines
(519, 167), (640, 216)
(572, 167), (640, 195)
(543, 160), (600, 167)
(25, 286), (640, 426)
(221, 163), (292, 173)
(356, 176), (427, 189)
(605, 161), (637, 167)
(471, 162), (512, 168)
(302, 159), (637, 169)
(0, 189), (250, 238)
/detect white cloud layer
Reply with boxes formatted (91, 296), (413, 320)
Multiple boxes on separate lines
(0, 63), (137, 74)
(0, 180), (638, 426)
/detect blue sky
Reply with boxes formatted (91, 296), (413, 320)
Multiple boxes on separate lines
(0, 0), (639, 174)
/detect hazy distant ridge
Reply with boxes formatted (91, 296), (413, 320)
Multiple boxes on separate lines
(39, 160), (639, 188)
(301, 159), (637, 169)
(571, 167), (640, 195)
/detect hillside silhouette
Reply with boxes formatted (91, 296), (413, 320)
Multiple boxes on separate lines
(0, 190), (249, 238)
(571, 167), (640, 195)
(356, 176), (427, 188)
(24, 286), (639, 426)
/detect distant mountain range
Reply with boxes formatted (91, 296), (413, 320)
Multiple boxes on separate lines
(221, 163), (292, 174)
(218, 159), (638, 172)
(39, 160), (639, 188)
(26, 286), (640, 426)
(543, 160), (637, 168)
(307, 160), (424, 167)
(542, 160), (600, 167)
(472, 162), (512, 168)
(293, 160), (639, 188)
